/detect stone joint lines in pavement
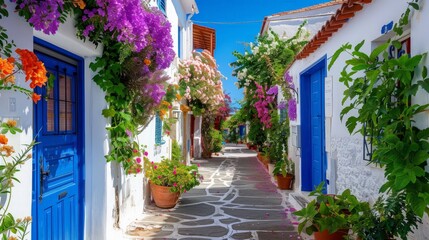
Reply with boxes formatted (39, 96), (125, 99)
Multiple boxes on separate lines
(125, 144), (303, 240)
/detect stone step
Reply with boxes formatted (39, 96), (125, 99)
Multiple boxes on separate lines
(289, 192), (310, 210)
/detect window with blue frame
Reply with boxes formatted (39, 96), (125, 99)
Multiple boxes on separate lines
(178, 26), (182, 59)
(155, 113), (162, 145)
(157, 0), (166, 14)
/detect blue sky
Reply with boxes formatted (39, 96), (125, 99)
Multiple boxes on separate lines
(192, 0), (330, 109)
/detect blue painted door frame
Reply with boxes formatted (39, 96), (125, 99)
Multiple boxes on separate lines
(32, 38), (85, 240)
(299, 56), (327, 192)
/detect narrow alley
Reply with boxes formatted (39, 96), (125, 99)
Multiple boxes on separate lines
(125, 144), (302, 240)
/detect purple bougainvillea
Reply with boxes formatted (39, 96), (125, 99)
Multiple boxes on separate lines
(144, 7), (175, 70)
(12, 0), (64, 35)
(82, 0), (174, 68)
(288, 98), (297, 121)
(278, 101), (286, 110)
(266, 85), (278, 95)
(15, 0), (175, 71)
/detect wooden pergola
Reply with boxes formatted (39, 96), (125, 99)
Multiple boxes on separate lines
(193, 24), (216, 56)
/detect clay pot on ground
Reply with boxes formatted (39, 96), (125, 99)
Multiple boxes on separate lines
(150, 182), (180, 209)
(314, 229), (348, 240)
(277, 174), (294, 190)
(262, 157), (269, 170)
(257, 152), (262, 160)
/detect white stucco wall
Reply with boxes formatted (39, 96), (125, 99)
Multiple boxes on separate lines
(0, 3), (34, 236)
(287, 0), (414, 200)
(285, 0), (429, 237)
(1, 1), (194, 239)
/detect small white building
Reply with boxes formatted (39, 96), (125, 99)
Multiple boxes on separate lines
(268, 0), (429, 238)
(0, 0), (198, 239)
(260, 0), (343, 39)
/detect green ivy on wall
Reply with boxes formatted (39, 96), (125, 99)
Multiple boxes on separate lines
(330, 0), (429, 217)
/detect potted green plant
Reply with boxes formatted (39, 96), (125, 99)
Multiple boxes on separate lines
(144, 157), (202, 208)
(294, 183), (367, 240)
(273, 154), (294, 190)
(352, 192), (421, 240)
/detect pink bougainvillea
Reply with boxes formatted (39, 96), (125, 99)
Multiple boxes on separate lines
(254, 83), (277, 128)
(178, 50), (224, 115)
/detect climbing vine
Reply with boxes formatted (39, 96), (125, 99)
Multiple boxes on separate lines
(330, 0), (429, 217)
(1, 0), (179, 173)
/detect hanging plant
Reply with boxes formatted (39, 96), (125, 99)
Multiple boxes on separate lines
(7, 0), (177, 173)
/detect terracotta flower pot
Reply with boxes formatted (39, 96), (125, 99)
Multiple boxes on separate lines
(277, 174), (294, 190)
(314, 229), (348, 240)
(150, 183), (180, 209)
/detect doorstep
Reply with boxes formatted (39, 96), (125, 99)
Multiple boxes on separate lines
(289, 191), (313, 211)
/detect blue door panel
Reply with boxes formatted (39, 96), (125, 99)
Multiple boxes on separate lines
(34, 50), (83, 240)
(310, 69), (324, 189)
(300, 56), (326, 192)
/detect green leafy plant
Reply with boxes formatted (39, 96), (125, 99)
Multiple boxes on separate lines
(0, 121), (36, 240)
(144, 157), (202, 193)
(210, 129), (223, 153)
(273, 153), (294, 177)
(294, 183), (367, 236)
(329, 1), (429, 217)
(171, 140), (181, 162)
(247, 120), (266, 148)
(352, 191), (421, 240)
(267, 113), (289, 164)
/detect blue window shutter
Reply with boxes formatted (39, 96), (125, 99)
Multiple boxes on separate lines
(155, 113), (162, 144)
(157, 0), (166, 14)
(178, 26), (182, 59)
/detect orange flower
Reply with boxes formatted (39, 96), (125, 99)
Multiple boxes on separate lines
(159, 109), (167, 120)
(0, 57), (15, 84)
(0, 134), (8, 145)
(176, 94), (182, 101)
(32, 93), (41, 103)
(7, 57), (15, 63)
(15, 49), (48, 89)
(161, 100), (170, 106)
(0, 145), (15, 157)
(143, 58), (151, 66)
(6, 120), (17, 128)
(72, 0), (86, 9)
(2, 75), (15, 85)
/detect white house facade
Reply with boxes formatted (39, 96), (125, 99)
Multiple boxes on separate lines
(280, 0), (429, 238)
(0, 0), (198, 239)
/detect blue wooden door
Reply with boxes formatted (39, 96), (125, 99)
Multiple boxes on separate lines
(34, 51), (83, 240)
(310, 69), (325, 189)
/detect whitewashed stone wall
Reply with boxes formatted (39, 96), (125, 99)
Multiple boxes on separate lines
(331, 137), (385, 203)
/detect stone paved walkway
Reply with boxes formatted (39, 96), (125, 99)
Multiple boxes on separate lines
(125, 144), (304, 240)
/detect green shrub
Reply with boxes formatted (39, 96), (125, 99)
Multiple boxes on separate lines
(211, 129), (223, 153)
(171, 140), (181, 162)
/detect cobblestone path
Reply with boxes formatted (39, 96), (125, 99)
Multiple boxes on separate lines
(125, 144), (302, 240)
